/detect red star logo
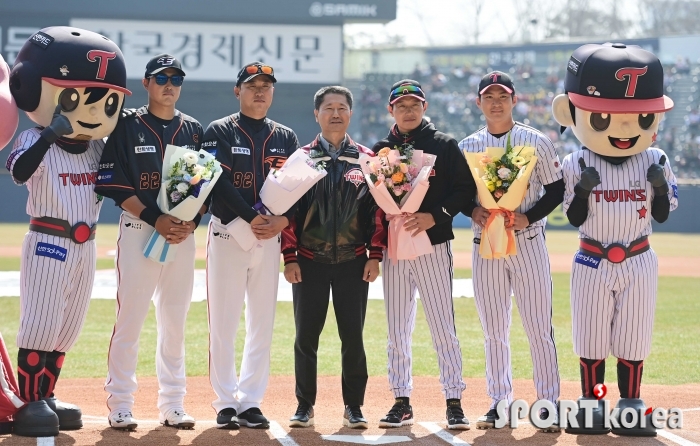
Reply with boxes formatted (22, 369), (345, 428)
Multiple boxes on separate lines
(637, 206), (648, 219)
(652, 132), (657, 143)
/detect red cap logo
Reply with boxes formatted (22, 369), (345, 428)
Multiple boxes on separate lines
(86, 50), (117, 80)
(615, 66), (648, 97)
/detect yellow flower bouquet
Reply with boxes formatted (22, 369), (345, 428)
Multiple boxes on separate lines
(463, 133), (538, 259)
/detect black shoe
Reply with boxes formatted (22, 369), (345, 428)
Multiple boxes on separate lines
(42, 397), (83, 430)
(0, 421), (12, 434)
(343, 405), (368, 429)
(446, 401), (470, 430)
(379, 399), (413, 428)
(538, 408), (561, 433)
(12, 401), (59, 437)
(611, 398), (656, 437)
(476, 408), (498, 429)
(289, 402), (314, 428)
(216, 408), (239, 430)
(238, 407), (269, 429)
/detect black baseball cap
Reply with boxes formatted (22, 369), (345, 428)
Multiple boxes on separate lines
(478, 71), (515, 95)
(144, 54), (185, 78)
(236, 62), (277, 86)
(564, 43), (673, 113)
(389, 79), (426, 104)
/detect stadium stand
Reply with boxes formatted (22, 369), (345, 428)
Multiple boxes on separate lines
(356, 62), (700, 179)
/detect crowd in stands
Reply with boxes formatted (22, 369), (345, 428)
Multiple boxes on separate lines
(355, 60), (700, 180)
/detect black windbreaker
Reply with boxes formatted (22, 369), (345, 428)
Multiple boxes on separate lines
(373, 119), (476, 246)
(95, 106), (203, 211)
(204, 112), (299, 225)
(281, 135), (387, 265)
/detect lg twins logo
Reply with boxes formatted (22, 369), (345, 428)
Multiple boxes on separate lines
(615, 66), (648, 97)
(86, 50), (117, 80)
(344, 168), (364, 188)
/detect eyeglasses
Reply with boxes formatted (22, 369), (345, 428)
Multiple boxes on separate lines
(245, 64), (274, 76)
(390, 84), (424, 98)
(150, 74), (184, 87)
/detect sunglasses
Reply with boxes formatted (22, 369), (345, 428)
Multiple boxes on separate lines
(390, 84), (424, 98)
(150, 74), (184, 87)
(245, 64), (274, 76)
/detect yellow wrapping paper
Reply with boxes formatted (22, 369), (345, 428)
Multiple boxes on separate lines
(463, 147), (538, 259)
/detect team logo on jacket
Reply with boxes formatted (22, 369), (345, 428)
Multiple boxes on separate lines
(138, 133), (146, 143)
(35, 242), (67, 262)
(265, 156), (287, 169)
(344, 168), (365, 188)
(232, 147), (251, 155)
(135, 145), (156, 153)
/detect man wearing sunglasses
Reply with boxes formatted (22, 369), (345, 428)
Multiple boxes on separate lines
(203, 62), (299, 430)
(95, 54), (204, 431)
(374, 80), (476, 431)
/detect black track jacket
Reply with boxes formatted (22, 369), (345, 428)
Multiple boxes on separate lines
(372, 119), (476, 246)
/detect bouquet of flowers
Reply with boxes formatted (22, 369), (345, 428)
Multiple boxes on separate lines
(143, 144), (222, 263)
(463, 132), (538, 260)
(367, 144), (423, 206)
(362, 146), (436, 260)
(225, 148), (327, 251)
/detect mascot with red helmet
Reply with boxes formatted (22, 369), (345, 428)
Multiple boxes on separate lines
(2, 27), (130, 437)
(552, 43), (678, 437)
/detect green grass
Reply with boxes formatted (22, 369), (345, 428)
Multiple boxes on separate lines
(1, 274), (697, 384)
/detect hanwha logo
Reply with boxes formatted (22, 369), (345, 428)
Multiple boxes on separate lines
(309, 2), (323, 16)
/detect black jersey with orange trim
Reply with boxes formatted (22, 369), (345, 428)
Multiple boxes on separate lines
(204, 112), (299, 225)
(95, 106), (203, 211)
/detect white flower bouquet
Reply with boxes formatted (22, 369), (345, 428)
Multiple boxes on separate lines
(143, 144), (222, 263)
(226, 148), (327, 251)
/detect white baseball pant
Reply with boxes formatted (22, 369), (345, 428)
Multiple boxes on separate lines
(472, 226), (560, 409)
(571, 249), (657, 361)
(105, 212), (195, 414)
(207, 217), (280, 414)
(17, 232), (96, 352)
(383, 241), (466, 400)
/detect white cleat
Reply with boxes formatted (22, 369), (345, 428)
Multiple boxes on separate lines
(160, 408), (195, 429)
(109, 410), (137, 431)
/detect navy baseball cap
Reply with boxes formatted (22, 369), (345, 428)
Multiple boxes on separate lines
(565, 43), (673, 113)
(145, 54), (185, 78)
(479, 71), (515, 95)
(236, 62), (277, 86)
(389, 79), (426, 104)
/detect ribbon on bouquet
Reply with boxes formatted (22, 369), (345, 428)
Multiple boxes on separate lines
(480, 209), (516, 260)
(386, 213), (434, 261)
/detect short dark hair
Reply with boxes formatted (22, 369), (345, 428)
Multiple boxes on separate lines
(314, 86), (353, 110)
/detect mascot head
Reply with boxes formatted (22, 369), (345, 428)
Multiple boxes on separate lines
(0, 55), (19, 150)
(552, 43), (673, 157)
(9, 26), (131, 141)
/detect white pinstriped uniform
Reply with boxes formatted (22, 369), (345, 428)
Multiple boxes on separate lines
(6, 128), (104, 352)
(562, 148), (678, 361)
(383, 242), (466, 399)
(458, 123), (561, 409)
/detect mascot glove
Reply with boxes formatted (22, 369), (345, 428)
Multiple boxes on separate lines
(577, 157), (601, 192)
(647, 155), (668, 187)
(40, 105), (73, 143)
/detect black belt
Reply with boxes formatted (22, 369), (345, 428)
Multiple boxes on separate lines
(29, 217), (96, 244)
(579, 236), (650, 264)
